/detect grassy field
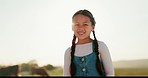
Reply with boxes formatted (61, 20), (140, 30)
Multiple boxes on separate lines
(15, 67), (148, 77)
(48, 67), (148, 77)
(115, 68), (148, 76)
(46, 67), (148, 76)
(21, 66), (63, 77)
(48, 66), (63, 76)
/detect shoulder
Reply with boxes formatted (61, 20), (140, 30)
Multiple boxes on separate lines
(64, 47), (71, 57)
(97, 40), (107, 47)
(97, 40), (109, 54)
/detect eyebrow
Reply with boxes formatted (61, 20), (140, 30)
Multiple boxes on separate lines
(73, 22), (90, 24)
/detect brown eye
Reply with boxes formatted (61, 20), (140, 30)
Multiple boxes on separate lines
(84, 24), (88, 26)
(75, 24), (79, 26)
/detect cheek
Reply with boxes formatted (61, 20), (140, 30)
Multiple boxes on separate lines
(72, 26), (77, 31)
(86, 27), (93, 32)
(87, 30), (92, 34)
(72, 27), (76, 32)
(72, 28), (78, 34)
(73, 26), (79, 31)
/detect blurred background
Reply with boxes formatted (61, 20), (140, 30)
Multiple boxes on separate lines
(0, 0), (148, 76)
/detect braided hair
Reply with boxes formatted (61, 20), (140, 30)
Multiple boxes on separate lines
(70, 9), (105, 76)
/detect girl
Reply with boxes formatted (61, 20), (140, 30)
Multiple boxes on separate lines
(64, 9), (114, 77)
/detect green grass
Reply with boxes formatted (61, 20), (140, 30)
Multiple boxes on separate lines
(47, 67), (148, 76)
(20, 66), (63, 77)
(47, 66), (63, 76)
(115, 68), (148, 76)
(6, 67), (148, 77)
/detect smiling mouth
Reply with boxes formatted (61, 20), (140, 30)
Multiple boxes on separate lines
(77, 31), (85, 35)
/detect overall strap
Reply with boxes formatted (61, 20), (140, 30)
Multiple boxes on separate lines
(92, 40), (99, 55)
(92, 40), (106, 77)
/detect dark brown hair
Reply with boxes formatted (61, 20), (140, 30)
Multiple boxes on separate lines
(70, 9), (106, 76)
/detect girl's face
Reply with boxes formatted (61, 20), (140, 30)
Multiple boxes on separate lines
(72, 14), (94, 40)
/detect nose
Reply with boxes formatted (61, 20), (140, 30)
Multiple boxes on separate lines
(78, 25), (85, 29)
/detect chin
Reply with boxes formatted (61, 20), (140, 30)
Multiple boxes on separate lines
(77, 36), (87, 40)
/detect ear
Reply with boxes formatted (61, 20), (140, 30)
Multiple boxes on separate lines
(91, 25), (95, 31)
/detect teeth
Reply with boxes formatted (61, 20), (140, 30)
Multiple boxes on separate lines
(78, 32), (85, 35)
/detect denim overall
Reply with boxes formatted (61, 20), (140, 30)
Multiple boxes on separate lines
(73, 42), (101, 76)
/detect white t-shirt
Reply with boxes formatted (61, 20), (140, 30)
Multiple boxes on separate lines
(64, 40), (114, 76)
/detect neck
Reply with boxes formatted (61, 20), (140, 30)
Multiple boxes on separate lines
(77, 37), (93, 44)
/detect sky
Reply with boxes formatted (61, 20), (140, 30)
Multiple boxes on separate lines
(0, 0), (148, 66)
